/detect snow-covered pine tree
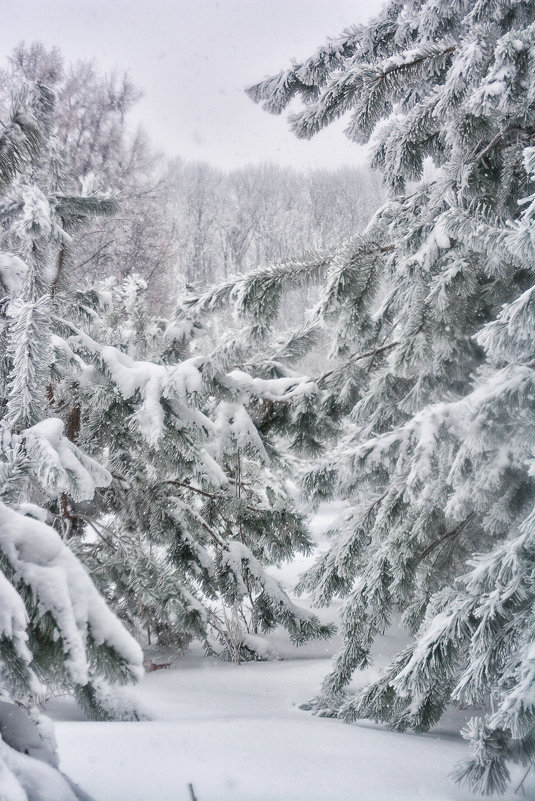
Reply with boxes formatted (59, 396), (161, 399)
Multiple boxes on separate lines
(188, 0), (535, 793)
(0, 83), (144, 800)
(55, 274), (333, 660)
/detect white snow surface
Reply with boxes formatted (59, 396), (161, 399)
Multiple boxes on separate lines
(0, 739), (78, 801)
(47, 506), (532, 801)
(50, 645), (531, 801)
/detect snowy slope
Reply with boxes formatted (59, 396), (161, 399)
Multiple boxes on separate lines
(50, 650), (532, 801)
(47, 505), (533, 801)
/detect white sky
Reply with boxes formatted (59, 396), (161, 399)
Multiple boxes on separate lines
(1, 0), (385, 170)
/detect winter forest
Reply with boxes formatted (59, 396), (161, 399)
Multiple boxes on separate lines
(0, 0), (533, 799)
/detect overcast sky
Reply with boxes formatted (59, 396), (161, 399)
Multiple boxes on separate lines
(1, 0), (385, 170)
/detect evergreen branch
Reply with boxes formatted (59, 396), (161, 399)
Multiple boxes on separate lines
(159, 480), (265, 516)
(159, 479), (222, 501)
(189, 239), (393, 332)
(187, 246), (336, 317)
(318, 340), (399, 384)
(53, 193), (120, 223)
(245, 5), (405, 114)
(71, 514), (130, 558)
(291, 43), (456, 141)
(198, 518), (226, 547)
(442, 207), (533, 266)
(316, 237), (393, 317)
(268, 320), (322, 364)
(245, 27), (364, 113)
(0, 110), (42, 193)
(168, 496), (227, 548)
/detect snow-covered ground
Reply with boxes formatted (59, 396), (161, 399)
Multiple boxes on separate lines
(47, 505), (532, 801)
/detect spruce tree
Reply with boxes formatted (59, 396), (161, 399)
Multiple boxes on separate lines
(190, 0), (535, 793)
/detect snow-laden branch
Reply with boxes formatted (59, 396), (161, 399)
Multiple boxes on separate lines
(0, 502), (143, 685)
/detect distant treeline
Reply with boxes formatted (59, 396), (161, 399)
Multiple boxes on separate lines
(0, 42), (384, 313)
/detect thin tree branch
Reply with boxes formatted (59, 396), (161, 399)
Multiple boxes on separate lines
(318, 340), (399, 383)
(75, 239), (114, 271)
(159, 479), (221, 501)
(415, 513), (476, 567)
(475, 125), (535, 163)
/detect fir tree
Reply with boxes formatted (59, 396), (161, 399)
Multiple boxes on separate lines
(190, 0), (535, 793)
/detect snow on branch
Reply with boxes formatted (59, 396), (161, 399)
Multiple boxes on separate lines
(186, 247), (336, 322)
(476, 286), (535, 363)
(0, 502), (143, 686)
(290, 41), (457, 143)
(61, 324), (213, 446)
(218, 540), (333, 643)
(223, 369), (317, 404)
(0, 253), (27, 296)
(245, 1), (406, 115)
(304, 363), (533, 504)
(245, 27), (364, 113)
(22, 418), (111, 501)
(442, 206), (535, 269)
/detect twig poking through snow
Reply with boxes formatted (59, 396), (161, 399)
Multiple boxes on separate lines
(188, 782), (198, 801)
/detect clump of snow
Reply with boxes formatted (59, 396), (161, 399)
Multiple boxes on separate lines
(91, 679), (151, 722)
(225, 369), (317, 402)
(0, 738), (79, 801)
(23, 418), (111, 501)
(0, 703), (56, 768)
(0, 253), (27, 295)
(0, 571), (31, 663)
(14, 186), (52, 240)
(240, 633), (281, 660)
(214, 402), (270, 464)
(16, 503), (48, 522)
(413, 221), (451, 270)
(163, 318), (195, 344)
